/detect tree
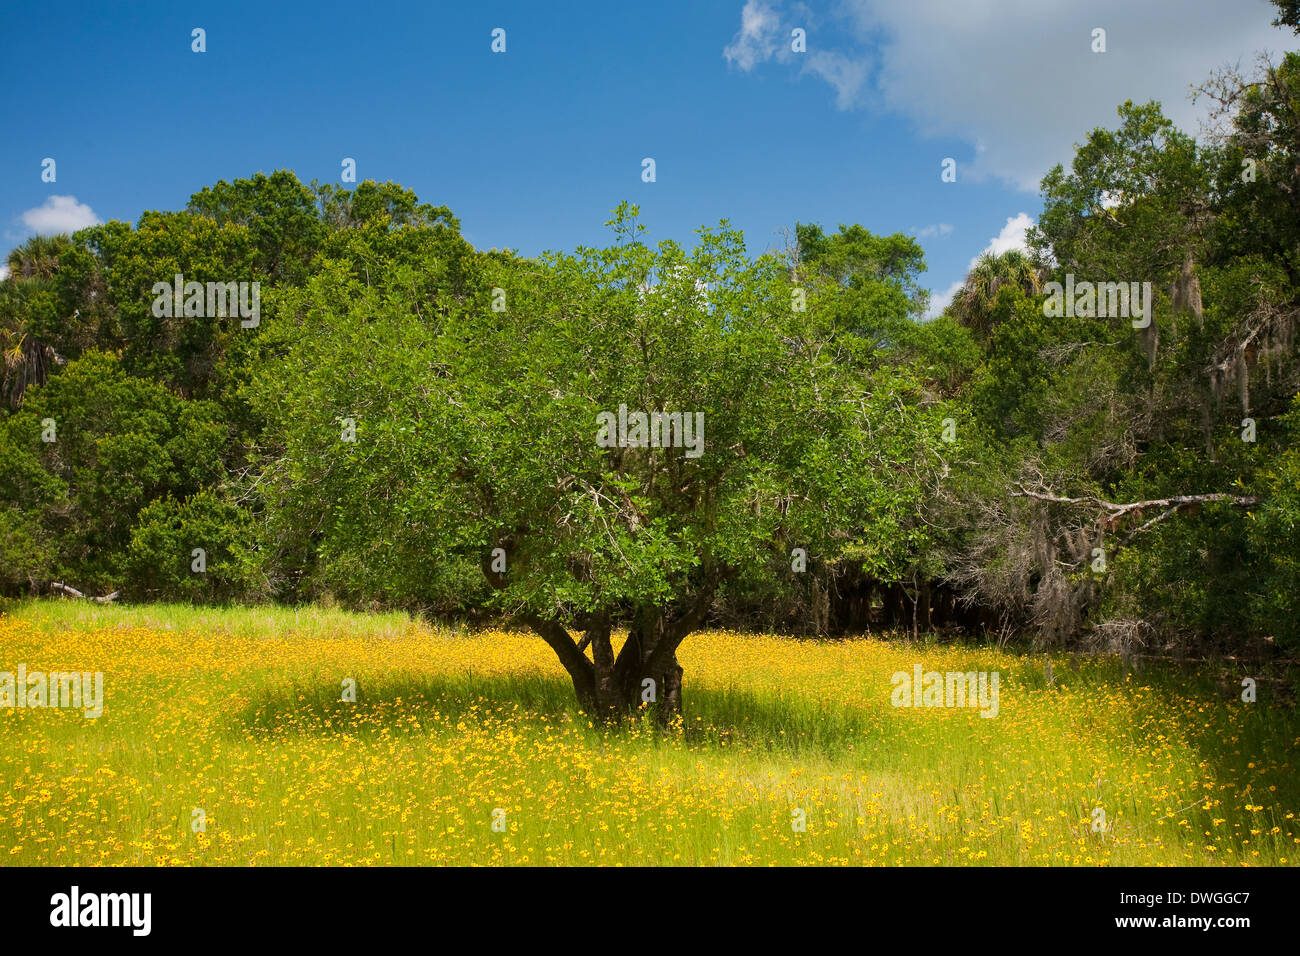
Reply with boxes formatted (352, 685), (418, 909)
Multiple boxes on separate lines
(85, 210), (260, 399)
(949, 249), (1045, 340)
(312, 179), (460, 233)
(945, 61), (1299, 650)
(255, 204), (944, 720)
(1273, 0), (1299, 32)
(125, 489), (260, 602)
(793, 222), (929, 333)
(1251, 393), (1300, 650)
(5, 234), (73, 281)
(0, 351), (227, 594)
(1, 278), (61, 409)
(188, 170), (323, 285)
(1, 235), (76, 408)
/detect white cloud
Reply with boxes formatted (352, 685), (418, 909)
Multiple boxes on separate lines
(724, 0), (783, 71)
(20, 195), (100, 234)
(927, 279), (965, 318)
(984, 212), (1034, 257)
(724, 1), (870, 107)
(925, 212), (1035, 317)
(727, 0), (1289, 190)
(0, 264), (8, 281)
(913, 223), (954, 238)
(805, 49), (870, 109)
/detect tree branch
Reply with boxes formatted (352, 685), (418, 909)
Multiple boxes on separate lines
(1012, 486), (1259, 518)
(642, 576), (726, 676)
(51, 582), (120, 603)
(518, 613), (596, 692)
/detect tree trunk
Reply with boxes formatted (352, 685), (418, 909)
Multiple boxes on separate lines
(659, 657), (684, 722)
(610, 611), (686, 726)
(588, 614), (622, 717)
(917, 579), (932, 633)
(523, 611), (689, 725)
(520, 613), (598, 714)
(519, 585), (719, 726)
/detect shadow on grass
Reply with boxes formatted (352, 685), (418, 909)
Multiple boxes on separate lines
(228, 671), (911, 759)
(230, 672), (577, 735)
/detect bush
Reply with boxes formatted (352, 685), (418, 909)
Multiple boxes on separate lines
(125, 489), (262, 602)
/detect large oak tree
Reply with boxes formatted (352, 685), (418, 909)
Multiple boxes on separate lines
(253, 205), (944, 719)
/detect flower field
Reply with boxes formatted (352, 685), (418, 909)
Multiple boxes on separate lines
(1, 602), (1295, 866)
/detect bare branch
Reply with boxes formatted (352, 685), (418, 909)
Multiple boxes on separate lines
(1012, 486), (1259, 517)
(51, 582), (120, 603)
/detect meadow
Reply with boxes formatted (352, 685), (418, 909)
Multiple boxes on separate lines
(0, 601), (1295, 866)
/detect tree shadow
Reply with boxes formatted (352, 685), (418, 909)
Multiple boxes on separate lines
(229, 672), (578, 737)
(226, 671), (912, 761)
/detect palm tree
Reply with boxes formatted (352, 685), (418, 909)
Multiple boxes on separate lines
(0, 280), (61, 408)
(5, 234), (72, 281)
(950, 249), (1045, 339)
(0, 235), (75, 408)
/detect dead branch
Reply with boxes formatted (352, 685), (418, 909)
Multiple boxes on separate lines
(51, 582), (120, 603)
(1012, 487), (1259, 518)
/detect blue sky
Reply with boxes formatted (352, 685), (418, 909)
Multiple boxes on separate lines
(0, 1), (1290, 311)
